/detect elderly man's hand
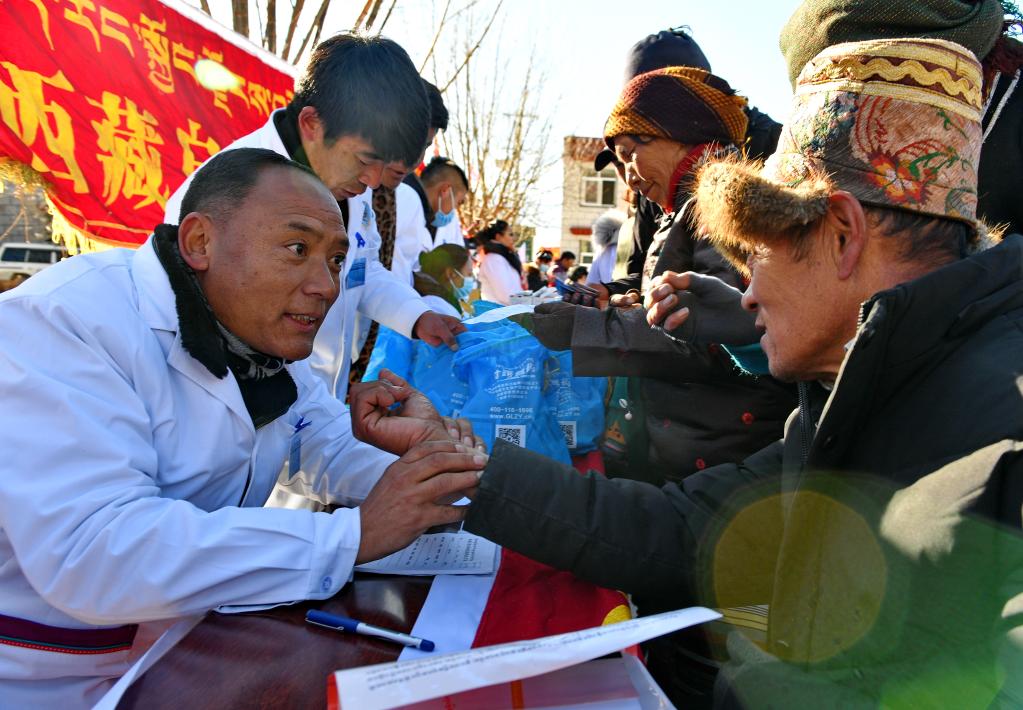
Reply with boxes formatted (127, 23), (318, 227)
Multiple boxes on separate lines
(356, 440), (486, 563)
(609, 290), (642, 309)
(414, 311), (465, 350)
(644, 271), (759, 345)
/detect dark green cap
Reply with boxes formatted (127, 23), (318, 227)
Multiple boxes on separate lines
(780, 0), (1006, 88)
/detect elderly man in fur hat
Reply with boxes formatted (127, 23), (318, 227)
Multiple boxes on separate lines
(463, 37), (1023, 707)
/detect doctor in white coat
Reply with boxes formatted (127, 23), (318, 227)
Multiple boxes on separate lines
(165, 34), (462, 400)
(0, 149), (484, 707)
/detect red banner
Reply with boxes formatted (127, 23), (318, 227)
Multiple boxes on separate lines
(0, 0), (296, 251)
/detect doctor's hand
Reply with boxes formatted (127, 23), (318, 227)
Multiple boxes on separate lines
(414, 311), (465, 350)
(356, 440), (486, 563)
(644, 271), (759, 346)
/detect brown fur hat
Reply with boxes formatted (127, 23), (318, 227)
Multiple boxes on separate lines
(693, 154), (833, 276)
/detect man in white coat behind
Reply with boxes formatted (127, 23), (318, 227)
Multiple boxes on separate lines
(0, 148), (485, 707)
(165, 33), (463, 401)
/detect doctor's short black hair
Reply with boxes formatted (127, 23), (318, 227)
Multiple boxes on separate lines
(292, 33), (429, 168)
(178, 148), (316, 224)
(420, 156), (468, 191)
(424, 80), (449, 132)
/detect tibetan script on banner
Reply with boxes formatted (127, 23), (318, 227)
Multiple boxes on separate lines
(0, 0), (295, 250)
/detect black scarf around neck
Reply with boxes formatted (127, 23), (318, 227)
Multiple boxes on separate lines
(152, 224), (297, 428)
(482, 240), (523, 274)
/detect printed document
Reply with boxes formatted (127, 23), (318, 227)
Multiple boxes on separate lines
(328, 606), (720, 709)
(355, 533), (498, 576)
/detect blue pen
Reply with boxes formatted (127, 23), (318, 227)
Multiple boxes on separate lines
(305, 610), (435, 652)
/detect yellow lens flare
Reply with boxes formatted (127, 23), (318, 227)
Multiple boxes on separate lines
(194, 59), (240, 91)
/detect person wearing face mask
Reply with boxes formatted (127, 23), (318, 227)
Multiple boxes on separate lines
(476, 219), (526, 305)
(419, 157), (471, 247)
(526, 249), (554, 291)
(414, 244), (476, 318)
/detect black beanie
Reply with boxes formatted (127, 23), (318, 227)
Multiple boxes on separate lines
(623, 28), (712, 83)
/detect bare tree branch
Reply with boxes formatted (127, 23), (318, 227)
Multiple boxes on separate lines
(438, 0), (503, 93)
(265, 0), (276, 54)
(417, 0), (452, 74)
(198, 0), (211, 15)
(280, 0), (305, 62)
(376, 0), (399, 32)
(293, 0), (330, 63)
(354, 0), (382, 31)
(364, 0), (386, 29)
(230, 0), (248, 36)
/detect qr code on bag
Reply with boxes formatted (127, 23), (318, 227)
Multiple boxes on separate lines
(495, 424), (526, 447)
(559, 421), (577, 449)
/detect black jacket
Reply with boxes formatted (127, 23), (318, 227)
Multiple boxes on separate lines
(978, 55), (1023, 235)
(571, 191), (795, 481)
(467, 235), (1023, 707)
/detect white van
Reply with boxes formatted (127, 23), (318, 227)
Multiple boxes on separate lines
(0, 242), (66, 281)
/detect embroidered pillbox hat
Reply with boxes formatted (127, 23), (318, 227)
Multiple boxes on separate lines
(694, 38), (984, 273)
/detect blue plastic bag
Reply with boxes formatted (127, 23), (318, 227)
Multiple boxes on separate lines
(454, 322), (570, 464)
(362, 325), (413, 383)
(545, 350), (607, 455)
(410, 341), (469, 417)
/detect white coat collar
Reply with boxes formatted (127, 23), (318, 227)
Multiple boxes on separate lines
(262, 109), (290, 157)
(132, 236), (179, 332)
(130, 236), (254, 433)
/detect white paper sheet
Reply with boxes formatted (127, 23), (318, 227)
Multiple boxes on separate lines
(330, 607), (719, 710)
(398, 571), (498, 661)
(463, 304), (535, 324)
(397, 657), (646, 709)
(355, 533), (498, 576)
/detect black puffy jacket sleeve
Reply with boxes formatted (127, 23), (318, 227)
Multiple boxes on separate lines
(464, 438), (786, 604)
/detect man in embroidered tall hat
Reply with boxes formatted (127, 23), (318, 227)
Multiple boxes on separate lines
(467, 38), (1023, 706)
(0, 148), (484, 707)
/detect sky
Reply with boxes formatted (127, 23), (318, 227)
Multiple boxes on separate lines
(206, 0), (803, 245)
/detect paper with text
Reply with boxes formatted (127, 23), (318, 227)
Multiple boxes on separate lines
(355, 533), (498, 576)
(330, 607), (719, 710)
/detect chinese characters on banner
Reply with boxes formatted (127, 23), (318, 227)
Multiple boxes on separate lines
(0, 0), (296, 251)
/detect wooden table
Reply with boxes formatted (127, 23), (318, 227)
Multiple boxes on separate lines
(117, 574), (433, 709)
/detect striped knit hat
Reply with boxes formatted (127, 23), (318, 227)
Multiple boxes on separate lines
(603, 67), (749, 150)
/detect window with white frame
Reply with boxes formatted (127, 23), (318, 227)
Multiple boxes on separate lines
(580, 167), (617, 207)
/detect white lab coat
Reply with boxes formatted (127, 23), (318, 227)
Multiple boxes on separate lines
(391, 181), (434, 286)
(164, 111), (429, 399)
(0, 240), (395, 707)
(478, 252), (524, 305)
(421, 293), (461, 319)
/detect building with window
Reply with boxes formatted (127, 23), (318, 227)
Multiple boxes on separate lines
(559, 136), (628, 263)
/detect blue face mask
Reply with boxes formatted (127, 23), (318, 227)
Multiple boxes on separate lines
(432, 208), (455, 228)
(432, 187), (456, 228)
(453, 275), (475, 302)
